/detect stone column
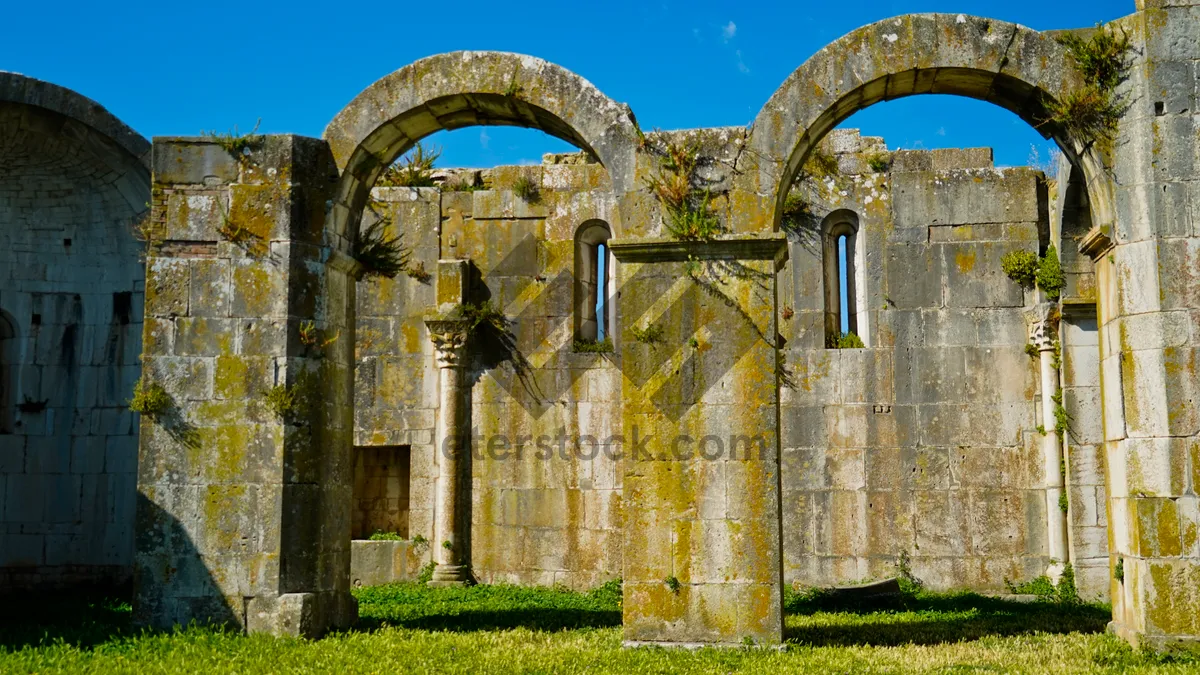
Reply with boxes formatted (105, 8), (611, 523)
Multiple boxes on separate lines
(611, 234), (788, 648)
(135, 135), (357, 638)
(426, 318), (471, 585)
(1027, 303), (1069, 579)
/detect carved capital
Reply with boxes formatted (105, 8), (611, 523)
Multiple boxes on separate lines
(426, 319), (469, 369)
(1078, 226), (1115, 261)
(1023, 302), (1059, 352)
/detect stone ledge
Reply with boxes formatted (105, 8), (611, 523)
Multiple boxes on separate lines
(609, 233), (788, 268)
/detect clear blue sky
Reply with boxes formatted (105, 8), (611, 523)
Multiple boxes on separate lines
(2, 0), (1132, 168)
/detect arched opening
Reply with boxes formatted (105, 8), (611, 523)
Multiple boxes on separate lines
(755, 14), (1117, 602)
(574, 220), (614, 346)
(325, 53), (635, 591)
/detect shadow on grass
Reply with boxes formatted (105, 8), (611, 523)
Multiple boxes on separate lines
(0, 586), (135, 651)
(355, 607), (622, 633)
(351, 582), (622, 634)
(784, 590), (1112, 647)
(3, 583), (1113, 652)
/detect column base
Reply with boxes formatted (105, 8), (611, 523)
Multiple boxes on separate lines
(428, 563), (473, 586)
(246, 590), (358, 638)
(1046, 560), (1066, 584)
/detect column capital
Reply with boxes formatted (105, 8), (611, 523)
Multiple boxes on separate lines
(426, 319), (470, 369)
(1023, 302), (1059, 352)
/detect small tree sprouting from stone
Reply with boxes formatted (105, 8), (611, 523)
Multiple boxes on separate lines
(128, 379), (171, 417)
(513, 175), (540, 204)
(1001, 246), (1065, 301)
(1044, 24), (1131, 147)
(354, 218), (410, 279)
(644, 141), (721, 241)
(377, 142), (441, 187)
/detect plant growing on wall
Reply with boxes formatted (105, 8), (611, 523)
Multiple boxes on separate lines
(367, 531), (405, 541)
(1044, 25), (1131, 147)
(202, 119), (263, 158)
(1001, 250), (1040, 288)
(644, 141), (721, 241)
(573, 337), (614, 354)
(631, 323), (665, 345)
(1004, 563), (1079, 604)
(377, 142), (441, 187)
(865, 151), (893, 173)
(1052, 389), (1072, 437)
(264, 372), (317, 423)
(513, 175), (540, 203)
(128, 379), (171, 417)
(131, 202), (163, 256)
(405, 260), (432, 284)
(354, 218), (410, 278)
(803, 147), (840, 181)
(503, 74), (525, 98)
(1036, 246), (1066, 301)
(828, 331), (864, 349)
(299, 319), (340, 358)
(780, 192), (814, 238)
(1001, 246), (1066, 301)
(457, 300), (507, 335)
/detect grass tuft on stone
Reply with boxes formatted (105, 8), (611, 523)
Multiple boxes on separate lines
(127, 378), (170, 416)
(354, 219), (410, 279)
(377, 142), (440, 188)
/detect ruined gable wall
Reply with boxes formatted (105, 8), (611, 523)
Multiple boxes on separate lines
(0, 102), (148, 590)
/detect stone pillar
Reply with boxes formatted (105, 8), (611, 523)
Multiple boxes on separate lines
(426, 259), (472, 585)
(1027, 303), (1069, 578)
(426, 318), (470, 585)
(135, 135), (357, 638)
(1089, 5), (1200, 651)
(611, 234), (787, 648)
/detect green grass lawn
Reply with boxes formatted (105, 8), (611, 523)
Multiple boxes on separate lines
(1, 582), (1197, 674)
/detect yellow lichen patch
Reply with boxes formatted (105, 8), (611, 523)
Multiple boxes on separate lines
(214, 355), (250, 400)
(1146, 561), (1200, 636)
(955, 249), (977, 274)
(1136, 498), (1182, 557)
(232, 263), (278, 317)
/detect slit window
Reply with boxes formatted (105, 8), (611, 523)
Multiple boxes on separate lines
(574, 220), (615, 347)
(822, 210), (866, 347)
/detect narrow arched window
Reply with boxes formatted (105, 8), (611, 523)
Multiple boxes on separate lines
(574, 220), (614, 347)
(822, 210), (866, 348)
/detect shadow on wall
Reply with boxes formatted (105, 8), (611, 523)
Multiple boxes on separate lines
(131, 493), (239, 631)
(0, 494), (232, 649)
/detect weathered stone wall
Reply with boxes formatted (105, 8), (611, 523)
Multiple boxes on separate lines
(135, 136), (356, 636)
(778, 129), (1069, 593)
(1098, 6), (1200, 650)
(353, 161), (624, 589)
(349, 132), (1098, 600)
(0, 98), (148, 591)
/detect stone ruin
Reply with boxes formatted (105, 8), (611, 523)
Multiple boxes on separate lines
(1, 7), (1199, 652)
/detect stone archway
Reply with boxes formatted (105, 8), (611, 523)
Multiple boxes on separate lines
(323, 51), (639, 248)
(741, 14), (1115, 235)
(320, 49), (640, 608)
